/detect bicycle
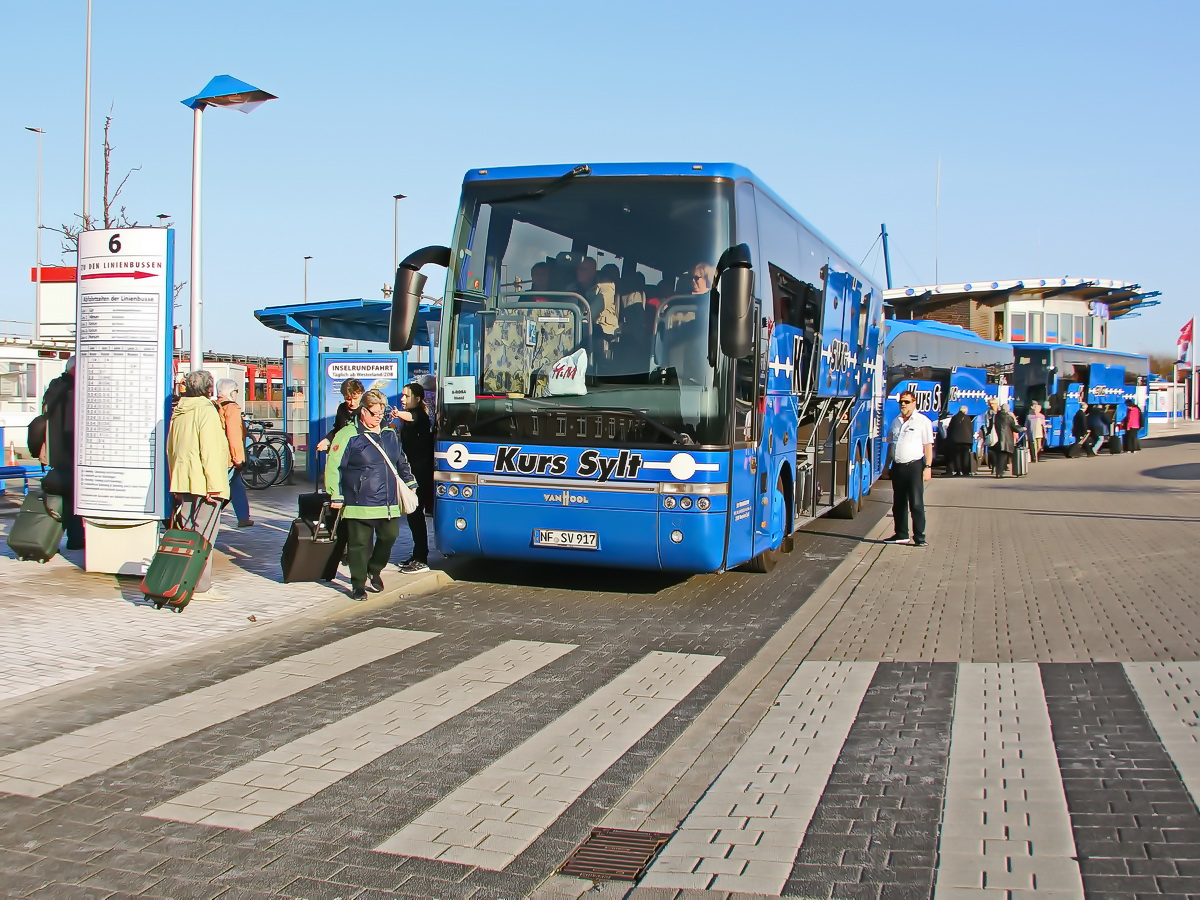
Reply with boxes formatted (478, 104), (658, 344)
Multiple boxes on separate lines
(240, 419), (295, 489)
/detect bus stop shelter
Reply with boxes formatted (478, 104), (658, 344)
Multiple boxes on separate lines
(253, 298), (440, 478)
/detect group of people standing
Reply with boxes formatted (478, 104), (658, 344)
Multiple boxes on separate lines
(940, 396), (1145, 478)
(887, 387), (1149, 551)
(1070, 399), (1143, 456)
(940, 398), (1026, 478)
(317, 377), (435, 600)
(164, 371), (436, 601)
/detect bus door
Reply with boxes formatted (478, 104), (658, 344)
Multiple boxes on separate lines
(817, 266), (858, 507)
(727, 301), (772, 567)
(1063, 384), (1085, 446)
(820, 266), (856, 397)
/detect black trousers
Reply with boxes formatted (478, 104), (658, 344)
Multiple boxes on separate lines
(405, 479), (435, 564)
(948, 441), (972, 475)
(993, 450), (1012, 475)
(890, 459), (927, 541)
(345, 517), (401, 589)
(1123, 430), (1141, 452)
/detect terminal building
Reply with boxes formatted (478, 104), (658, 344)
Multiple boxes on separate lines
(882, 276), (1160, 347)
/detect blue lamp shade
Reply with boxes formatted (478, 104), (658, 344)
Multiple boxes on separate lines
(181, 75), (277, 112)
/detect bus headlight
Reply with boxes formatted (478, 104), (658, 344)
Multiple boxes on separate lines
(696, 496), (710, 511)
(460, 486), (474, 499)
(670, 530), (684, 543)
(437, 484), (447, 496)
(447, 484), (460, 497)
(663, 496), (677, 510)
(679, 497), (693, 510)
(454, 517), (467, 531)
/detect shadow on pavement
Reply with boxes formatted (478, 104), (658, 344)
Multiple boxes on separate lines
(928, 502), (1200, 524)
(448, 557), (689, 594)
(1143, 431), (1200, 449)
(1140, 463), (1200, 481)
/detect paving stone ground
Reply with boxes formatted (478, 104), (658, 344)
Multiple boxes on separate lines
(0, 481), (445, 708)
(0, 425), (1196, 899)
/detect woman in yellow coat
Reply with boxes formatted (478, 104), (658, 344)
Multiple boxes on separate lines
(166, 370), (231, 598)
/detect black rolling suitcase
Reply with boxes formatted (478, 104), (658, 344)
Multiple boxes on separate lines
(1107, 434), (1123, 454)
(6, 490), (64, 562)
(281, 503), (343, 583)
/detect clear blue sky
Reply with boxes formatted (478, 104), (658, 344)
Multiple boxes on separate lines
(2, 0), (1196, 358)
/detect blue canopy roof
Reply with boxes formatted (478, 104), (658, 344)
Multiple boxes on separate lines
(253, 298), (440, 345)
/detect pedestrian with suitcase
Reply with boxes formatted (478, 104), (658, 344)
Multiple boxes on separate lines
(158, 370), (231, 602)
(326, 389), (420, 600)
(29, 357), (85, 550)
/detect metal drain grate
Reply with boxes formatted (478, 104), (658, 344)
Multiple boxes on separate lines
(559, 827), (674, 882)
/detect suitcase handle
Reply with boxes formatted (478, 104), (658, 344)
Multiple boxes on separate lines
(315, 502), (342, 539)
(171, 496), (227, 539)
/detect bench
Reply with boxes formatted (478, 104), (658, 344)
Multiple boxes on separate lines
(0, 425), (45, 495)
(0, 464), (44, 496)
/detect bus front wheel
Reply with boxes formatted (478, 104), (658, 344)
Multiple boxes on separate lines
(742, 476), (787, 573)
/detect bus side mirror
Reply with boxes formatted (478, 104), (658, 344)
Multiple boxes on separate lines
(717, 244), (754, 359)
(389, 245), (451, 352)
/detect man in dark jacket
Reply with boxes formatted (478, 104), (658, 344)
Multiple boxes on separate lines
(1085, 405), (1110, 456)
(945, 406), (975, 476)
(40, 358), (85, 549)
(1069, 401), (1089, 458)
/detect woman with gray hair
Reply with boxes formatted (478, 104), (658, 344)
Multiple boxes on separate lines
(166, 370), (232, 599)
(215, 377), (253, 528)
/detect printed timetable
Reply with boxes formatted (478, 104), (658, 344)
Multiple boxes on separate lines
(74, 229), (172, 520)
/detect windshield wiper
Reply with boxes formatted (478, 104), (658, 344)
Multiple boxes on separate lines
(583, 406), (695, 446)
(456, 397), (556, 434)
(489, 164), (591, 204)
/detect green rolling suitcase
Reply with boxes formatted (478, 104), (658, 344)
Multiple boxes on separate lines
(142, 500), (223, 613)
(6, 490), (64, 562)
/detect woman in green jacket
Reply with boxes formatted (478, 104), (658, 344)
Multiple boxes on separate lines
(166, 370), (231, 598)
(325, 389), (417, 600)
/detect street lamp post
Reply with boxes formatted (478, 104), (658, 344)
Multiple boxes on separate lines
(393, 193), (406, 274)
(304, 256), (313, 304)
(25, 127), (45, 340)
(180, 75), (277, 371)
(83, 0), (92, 226)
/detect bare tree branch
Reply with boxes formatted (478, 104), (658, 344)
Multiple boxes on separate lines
(110, 166), (141, 211)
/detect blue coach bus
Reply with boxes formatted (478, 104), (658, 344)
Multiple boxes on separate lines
(388, 163), (885, 572)
(880, 320), (1015, 469)
(1010, 344), (1149, 449)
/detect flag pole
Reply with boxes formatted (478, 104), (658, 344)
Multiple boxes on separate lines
(1171, 360), (1178, 428)
(1185, 316), (1195, 422)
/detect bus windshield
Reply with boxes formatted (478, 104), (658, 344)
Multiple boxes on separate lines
(440, 175), (734, 447)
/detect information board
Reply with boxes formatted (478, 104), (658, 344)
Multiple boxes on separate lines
(74, 228), (173, 520)
(318, 354), (406, 442)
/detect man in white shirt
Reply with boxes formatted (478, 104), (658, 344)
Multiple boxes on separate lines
(885, 389), (935, 546)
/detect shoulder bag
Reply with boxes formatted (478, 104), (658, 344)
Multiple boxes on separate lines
(362, 432), (420, 515)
